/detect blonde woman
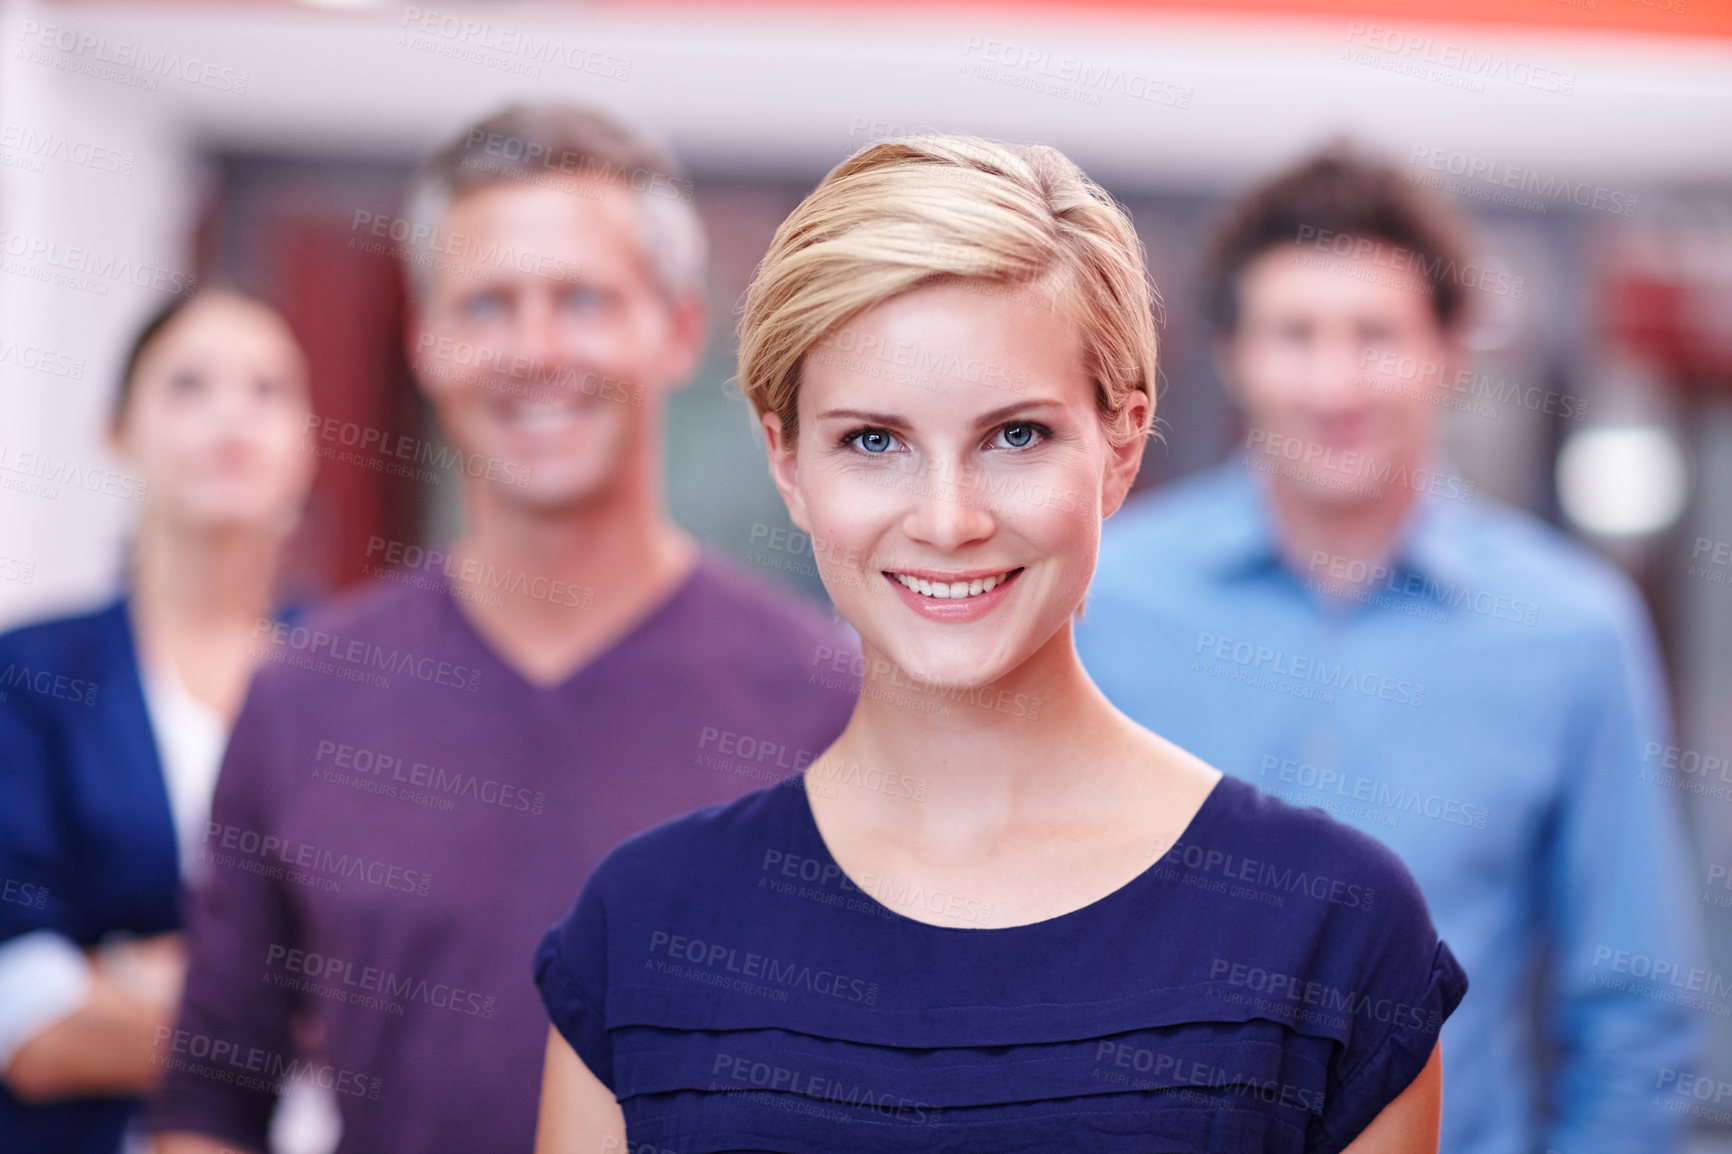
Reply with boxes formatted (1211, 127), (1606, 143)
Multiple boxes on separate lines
(533, 137), (1465, 1153)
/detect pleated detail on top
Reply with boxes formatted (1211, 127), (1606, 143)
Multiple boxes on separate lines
(535, 775), (1469, 1153)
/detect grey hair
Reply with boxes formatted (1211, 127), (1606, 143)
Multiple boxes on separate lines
(399, 103), (706, 310)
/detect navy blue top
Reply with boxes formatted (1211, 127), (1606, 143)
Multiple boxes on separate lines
(535, 773), (1468, 1153)
(0, 599), (180, 1154)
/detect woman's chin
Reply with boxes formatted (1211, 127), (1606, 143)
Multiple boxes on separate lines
(172, 497), (290, 534)
(874, 643), (1027, 696)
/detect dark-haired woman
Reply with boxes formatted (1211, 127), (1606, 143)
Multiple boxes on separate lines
(0, 290), (318, 1153)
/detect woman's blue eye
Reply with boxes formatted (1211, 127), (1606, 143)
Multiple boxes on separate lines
(854, 429), (896, 454)
(993, 422), (1047, 449)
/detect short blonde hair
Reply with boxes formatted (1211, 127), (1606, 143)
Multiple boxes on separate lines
(739, 135), (1157, 448)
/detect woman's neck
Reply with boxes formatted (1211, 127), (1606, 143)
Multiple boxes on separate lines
(128, 517), (285, 719)
(131, 518), (281, 629)
(818, 625), (1131, 846)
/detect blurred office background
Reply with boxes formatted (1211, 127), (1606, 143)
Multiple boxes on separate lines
(1, 0), (1729, 1143)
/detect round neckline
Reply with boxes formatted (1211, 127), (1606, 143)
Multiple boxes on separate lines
(787, 770), (1233, 935)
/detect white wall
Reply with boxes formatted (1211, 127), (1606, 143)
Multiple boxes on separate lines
(1, 0), (199, 622)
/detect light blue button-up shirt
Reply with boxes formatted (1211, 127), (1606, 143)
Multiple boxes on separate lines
(1077, 458), (1706, 1154)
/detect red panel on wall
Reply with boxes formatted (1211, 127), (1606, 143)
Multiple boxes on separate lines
(271, 221), (414, 590)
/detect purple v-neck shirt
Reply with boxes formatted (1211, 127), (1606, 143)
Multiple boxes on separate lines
(146, 551), (858, 1154)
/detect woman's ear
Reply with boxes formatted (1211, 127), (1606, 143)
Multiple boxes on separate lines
(1101, 392), (1150, 520)
(105, 415), (132, 466)
(760, 412), (811, 534)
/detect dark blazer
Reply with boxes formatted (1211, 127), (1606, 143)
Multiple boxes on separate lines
(0, 599), (182, 1153)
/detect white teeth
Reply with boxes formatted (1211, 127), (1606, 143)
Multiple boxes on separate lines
(892, 571), (1013, 599)
(504, 398), (582, 431)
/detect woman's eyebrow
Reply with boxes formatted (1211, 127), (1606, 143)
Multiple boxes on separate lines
(813, 398), (1067, 428)
(971, 398), (1064, 426)
(811, 408), (906, 425)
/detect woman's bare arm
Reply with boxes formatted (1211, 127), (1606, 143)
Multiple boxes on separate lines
(535, 1026), (626, 1154)
(3, 935), (184, 1102)
(1341, 1041), (1442, 1154)
(3, 969), (169, 1101)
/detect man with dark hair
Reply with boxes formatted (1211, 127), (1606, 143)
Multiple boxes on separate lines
(146, 104), (856, 1154)
(1078, 145), (1704, 1153)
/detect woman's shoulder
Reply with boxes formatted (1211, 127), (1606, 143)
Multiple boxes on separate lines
(1165, 783), (1466, 1149)
(588, 779), (809, 901)
(1150, 776), (1464, 1058)
(1212, 769), (1427, 883)
(0, 596), (129, 663)
(0, 598), (131, 720)
(1172, 775), (1440, 961)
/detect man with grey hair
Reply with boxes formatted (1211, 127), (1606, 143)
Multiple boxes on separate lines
(147, 104), (856, 1154)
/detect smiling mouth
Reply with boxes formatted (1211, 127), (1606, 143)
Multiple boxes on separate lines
(887, 568), (1023, 600)
(492, 394), (593, 433)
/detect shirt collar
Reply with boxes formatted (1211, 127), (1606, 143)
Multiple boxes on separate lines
(1205, 452), (1476, 589)
(1393, 482), (1476, 588)
(1194, 459), (1283, 578)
